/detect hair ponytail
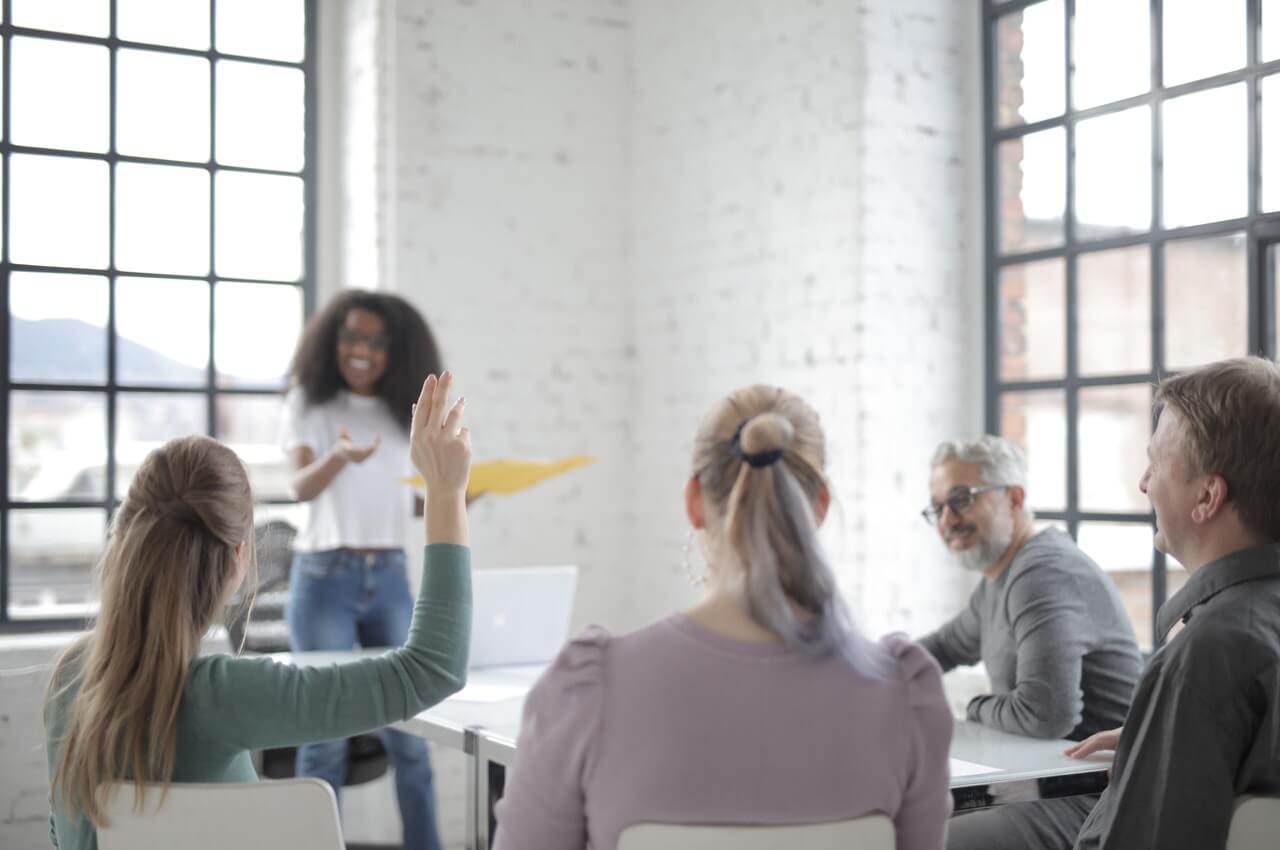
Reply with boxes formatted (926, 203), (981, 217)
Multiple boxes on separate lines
(694, 389), (889, 678)
(47, 435), (255, 827)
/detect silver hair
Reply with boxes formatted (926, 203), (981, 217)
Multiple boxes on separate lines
(695, 388), (891, 680)
(931, 435), (1034, 519)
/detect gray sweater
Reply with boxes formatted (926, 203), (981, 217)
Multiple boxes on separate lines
(919, 528), (1143, 741)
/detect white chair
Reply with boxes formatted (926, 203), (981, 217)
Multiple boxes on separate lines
(1226, 796), (1280, 850)
(617, 815), (895, 850)
(98, 777), (343, 850)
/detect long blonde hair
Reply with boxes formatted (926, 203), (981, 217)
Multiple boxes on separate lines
(47, 435), (256, 826)
(693, 386), (888, 676)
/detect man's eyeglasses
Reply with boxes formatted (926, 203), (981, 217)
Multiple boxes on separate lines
(338, 327), (391, 353)
(920, 485), (1008, 525)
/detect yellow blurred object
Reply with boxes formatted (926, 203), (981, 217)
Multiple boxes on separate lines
(403, 456), (596, 499)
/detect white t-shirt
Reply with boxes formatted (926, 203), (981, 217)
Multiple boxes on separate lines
(278, 386), (415, 552)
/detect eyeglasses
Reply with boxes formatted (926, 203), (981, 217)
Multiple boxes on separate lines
(337, 327), (391, 353)
(920, 484), (1008, 525)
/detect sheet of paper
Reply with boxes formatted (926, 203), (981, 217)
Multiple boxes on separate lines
(949, 757), (998, 777)
(447, 681), (529, 704)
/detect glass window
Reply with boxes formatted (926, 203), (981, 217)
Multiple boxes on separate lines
(1075, 106), (1151, 239)
(116, 49), (211, 162)
(1000, 390), (1066, 512)
(1163, 84), (1247, 228)
(117, 0), (210, 50)
(999, 258), (1065, 381)
(995, 0), (1065, 127)
(1078, 385), (1151, 513)
(9, 273), (109, 386)
(1077, 246), (1150, 376)
(1265, 0), (1280, 62)
(1161, 0), (1245, 87)
(998, 127), (1065, 254)
(1165, 234), (1248, 370)
(1077, 522), (1154, 649)
(1073, 0), (1150, 110)
(986, 1), (1270, 648)
(1265, 75), (1280, 213)
(1, 6), (313, 630)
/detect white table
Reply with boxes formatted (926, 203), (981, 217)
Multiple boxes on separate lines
(275, 654), (1111, 850)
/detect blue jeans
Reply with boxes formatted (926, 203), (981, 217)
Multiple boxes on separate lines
(287, 548), (442, 850)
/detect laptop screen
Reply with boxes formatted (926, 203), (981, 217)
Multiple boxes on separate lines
(468, 566), (578, 669)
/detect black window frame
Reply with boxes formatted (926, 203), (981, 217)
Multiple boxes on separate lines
(983, 0), (1280, 647)
(0, 0), (318, 633)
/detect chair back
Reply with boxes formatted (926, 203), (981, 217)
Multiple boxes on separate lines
(98, 778), (344, 850)
(1227, 796), (1280, 850)
(616, 815), (894, 850)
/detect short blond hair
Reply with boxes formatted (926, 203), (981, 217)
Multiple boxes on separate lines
(1154, 356), (1280, 542)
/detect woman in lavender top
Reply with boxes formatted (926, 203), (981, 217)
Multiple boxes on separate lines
(493, 385), (954, 850)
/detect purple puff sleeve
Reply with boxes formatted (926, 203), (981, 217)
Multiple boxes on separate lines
(492, 626), (610, 850)
(882, 633), (954, 850)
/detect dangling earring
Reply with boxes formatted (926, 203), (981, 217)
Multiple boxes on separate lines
(682, 529), (707, 587)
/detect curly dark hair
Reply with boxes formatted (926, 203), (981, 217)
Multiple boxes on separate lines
(288, 290), (442, 433)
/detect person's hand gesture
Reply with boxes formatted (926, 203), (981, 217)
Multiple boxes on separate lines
(1064, 726), (1122, 759)
(335, 427), (381, 464)
(410, 372), (470, 498)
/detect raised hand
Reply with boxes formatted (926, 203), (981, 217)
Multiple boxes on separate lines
(335, 427), (382, 464)
(410, 373), (471, 546)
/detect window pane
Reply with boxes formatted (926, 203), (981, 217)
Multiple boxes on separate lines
(116, 277), (210, 386)
(117, 49), (211, 162)
(1273, 245), (1280, 359)
(1073, 0), (1150, 110)
(996, 0), (1065, 127)
(118, 0), (210, 50)
(7, 508), (107, 621)
(1265, 0), (1280, 62)
(10, 37), (109, 153)
(1165, 233), (1247, 370)
(1265, 75), (1280, 213)
(215, 172), (304, 281)
(116, 393), (208, 498)
(9, 272), (109, 385)
(215, 282), (303, 388)
(218, 394), (293, 499)
(1075, 106), (1151, 239)
(1000, 390), (1066, 511)
(1078, 246), (1150, 376)
(1077, 522), (1153, 650)
(115, 163), (211, 275)
(998, 127), (1065, 254)
(1079, 384), (1151, 513)
(1163, 84), (1247, 228)
(1000, 258), (1065, 381)
(10, 154), (108, 268)
(1162, 0), (1245, 87)
(216, 0), (304, 63)
(12, 0), (108, 37)
(216, 61), (305, 171)
(9, 391), (107, 501)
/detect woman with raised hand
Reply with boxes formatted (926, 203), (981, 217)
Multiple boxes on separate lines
(279, 290), (452, 850)
(493, 385), (954, 850)
(45, 372), (472, 850)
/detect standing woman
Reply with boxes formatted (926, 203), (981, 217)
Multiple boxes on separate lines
(280, 290), (447, 850)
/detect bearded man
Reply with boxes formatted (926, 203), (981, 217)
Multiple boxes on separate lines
(919, 435), (1142, 743)
(918, 436), (1144, 850)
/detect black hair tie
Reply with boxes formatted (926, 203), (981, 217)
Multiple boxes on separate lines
(731, 419), (785, 469)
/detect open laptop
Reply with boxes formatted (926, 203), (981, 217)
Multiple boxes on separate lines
(468, 566), (578, 669)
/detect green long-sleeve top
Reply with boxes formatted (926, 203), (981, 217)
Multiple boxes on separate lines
(44, 543), (472, 850)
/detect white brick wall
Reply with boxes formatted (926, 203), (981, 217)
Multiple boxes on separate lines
(0, 2), (984, 848)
